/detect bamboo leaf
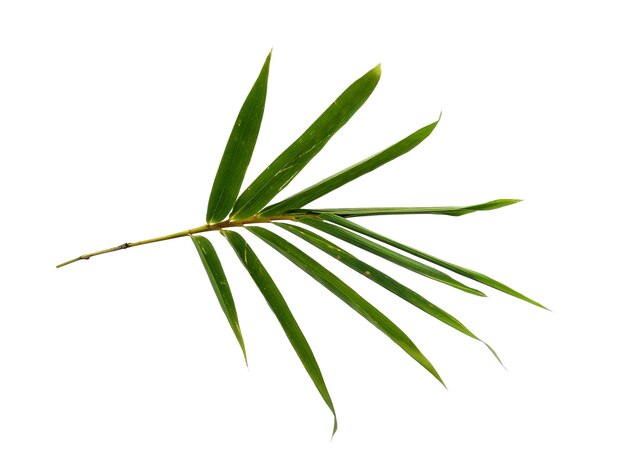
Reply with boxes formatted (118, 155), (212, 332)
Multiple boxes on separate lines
(320, 213), (547, 309)
(205, 51), (272, 223)
(221, 229), (337, 435)
(261, 118), (440, 216)
(191, 235), (247, 363)
(299, 217), (485, 297)
(230, 64), (382, 220)
(275, 222), (501, 364)
(297, 199), (522, 218)
(246, 225), (445, 386)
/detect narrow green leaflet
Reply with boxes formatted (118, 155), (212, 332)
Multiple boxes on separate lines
(275, 222), (501, 364)
(230, 64), (382, 220)
(221, 230), (337, 435)
(54, 53), (549, 437)
(205, 51), (272, 224)
(299, 217), (485, 297)
(191, 235), (247, 363)
(261, 119), (440, 216)
(320, 212), (547, 309)
(246, 226), (445, 386)
(298, 199), (522, 218)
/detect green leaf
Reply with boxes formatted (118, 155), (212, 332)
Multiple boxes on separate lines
(230, 64), (382, 220)
(297, 199), (522, 218)
(191, 235), (247, 364)
(221, 229), (337, 435)
(298, 216), (485, 297)
(261, 118), (440, 216)
(275, 222), (502, 364)
(320, 213), (547, 309)
(205, 51), (272, 224)
(246, 225), (445, 386)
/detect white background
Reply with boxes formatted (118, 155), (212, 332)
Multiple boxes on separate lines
(1, 1), (625, 468)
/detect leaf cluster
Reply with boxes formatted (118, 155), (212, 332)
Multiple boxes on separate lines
(58, 51), (545, 435)
(192, 52), (545, 435)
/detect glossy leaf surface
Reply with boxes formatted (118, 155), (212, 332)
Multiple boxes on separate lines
(247, 226), (444, 386)
(191, 235), (247, 363)
(230, 64), (381, 220)
(261, 118), (440, 216)
(275, 222), (501, 363)
(320, 213), (547, 309)
(300, 199), (522, 218)
(299, 217), (485, 296)
(222, 230), (337, 435)
(206, 51), (272, 223)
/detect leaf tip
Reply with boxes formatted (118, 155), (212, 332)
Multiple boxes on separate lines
(439, 376), (448, 390)
(469, 287), (487, 297)
(241, 346), (249, 368)
(521, 294), (549, 311)
(500, 198), (523, 207)
(485, 343), (506, 369)
(427, 363), (447, 389)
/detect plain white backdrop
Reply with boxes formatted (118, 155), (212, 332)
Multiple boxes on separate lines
(1, 1), (625, 468)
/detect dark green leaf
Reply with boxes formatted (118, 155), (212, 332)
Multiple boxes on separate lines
(320, 213), (547, 309)
(191, 235), (247, 363)
(261, 118), (440, 216)
(275, 222), (501, 364)
(221, 230), (337, 435)
(299, 216), (485, 297)
(206, 51), (272, 223)
(246, 226), (445, 386)
(298, 199), (522, 218)
(230, 64), (382, 220)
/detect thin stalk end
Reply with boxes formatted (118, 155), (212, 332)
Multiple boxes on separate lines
(56, 257), (83, 269)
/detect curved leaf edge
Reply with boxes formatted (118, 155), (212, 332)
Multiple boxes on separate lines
(221, 229), (338, 436)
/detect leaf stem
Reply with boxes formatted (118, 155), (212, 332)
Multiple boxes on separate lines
(56, 215), (299, 268)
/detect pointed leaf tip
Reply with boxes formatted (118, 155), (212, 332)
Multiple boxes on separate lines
(261, 116), (441, 216)
(276, 221), (502, 366)
(247, 226), (445, 387)
(222, 230), (338, 435)
(190, 235), (247, 364)
(320, 214), (546, 309)
(301, 215), (486, 297)
(205, 51), (271, 223)
(230, 63), (382, 220)
(307, 198), (524, 218)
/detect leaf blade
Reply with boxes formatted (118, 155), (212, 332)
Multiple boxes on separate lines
(275, 222), (502, 364)
(246, 226), (445, 386)
(206, 51), (272, 223)
(221, 230), (337, 435)
(321, 213), (547, 309)
(191, 235), (247, 363)
(298, 199), (522, 218)
(230, 64), (382, 220)
(261, 118), (440, 216)
(299, 216), (485, 296)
